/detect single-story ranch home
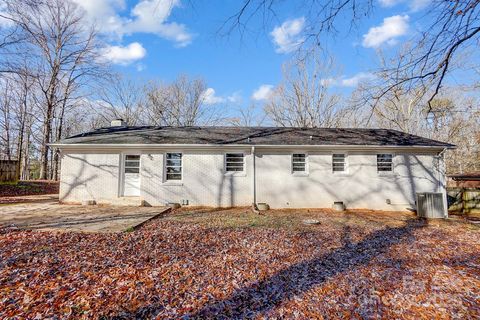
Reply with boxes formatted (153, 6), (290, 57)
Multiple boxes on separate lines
(51, 121), (454, 211)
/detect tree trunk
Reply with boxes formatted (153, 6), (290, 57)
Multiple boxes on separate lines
(39, 101), (53, 180)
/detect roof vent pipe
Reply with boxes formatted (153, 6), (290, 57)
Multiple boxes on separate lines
(309, 135), (313, 140)
(111, 119), (127, 127)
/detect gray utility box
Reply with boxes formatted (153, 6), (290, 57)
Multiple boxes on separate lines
(416, 192), (447, 218)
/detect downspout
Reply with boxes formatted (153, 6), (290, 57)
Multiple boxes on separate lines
(437, 148), (448, 193)
(437, 147), (449, 217)
(251, 146), (256, 206)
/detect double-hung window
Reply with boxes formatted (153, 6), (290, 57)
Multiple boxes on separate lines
(377, 154), (393, 173)
(332, 154), (346, 172)
(225, 153), (244, 172)
(292, 153), (307, 173)
(165, 153), (182, 180)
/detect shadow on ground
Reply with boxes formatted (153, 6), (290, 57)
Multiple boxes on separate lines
(111, 217), (426, 319)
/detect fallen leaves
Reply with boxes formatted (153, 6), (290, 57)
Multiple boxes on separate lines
(0, 180), (59, 204)
(0, 208), (479, 319)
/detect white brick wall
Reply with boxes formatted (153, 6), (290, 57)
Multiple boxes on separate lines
(255, 151), (443, 210)
(59, 153), (120, 203)
(59, 148), (445, 210)
(141, 150), (252, 207)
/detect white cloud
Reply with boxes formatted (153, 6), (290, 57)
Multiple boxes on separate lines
(319, 72), (375, 88)
(72, 0), (125, 35)
(409, 0), (430, 11)
(201, 88), (225, 105)
(378, 0), (430, 11)
(74, 0), (193, 47)
(319, 78), (337, 86)
(378, 0), (403, 7)
(227, 91), (243, 104)
(123, 0), (192, 47)
(251, 84), (274, 101)
(270, 17), (305, 53)
(100, 42), (146, 65)
(362, 15), (409, 48)
(340, 72), (376, 87)
(201, 88), (243, 105)
(0, 3), (13, 28)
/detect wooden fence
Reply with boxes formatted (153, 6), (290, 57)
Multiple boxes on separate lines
(447, 188), (480, 215)
(0, 160), (19, 182)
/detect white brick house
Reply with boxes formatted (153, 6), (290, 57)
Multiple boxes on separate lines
(51, 124), (453, 211)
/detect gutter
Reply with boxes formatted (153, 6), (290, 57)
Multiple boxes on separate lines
(49, 143), (453, 151)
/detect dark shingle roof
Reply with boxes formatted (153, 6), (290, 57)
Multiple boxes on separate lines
(56, 126), (453, 148)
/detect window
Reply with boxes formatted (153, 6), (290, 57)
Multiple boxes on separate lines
(124, 155), (140, 173)
(225, 153), (244, 172)
(292, 153), (307, 173)
(165, 153), (182, 180)
(377, 154), (393, 172)
(332, 154), (346, 172)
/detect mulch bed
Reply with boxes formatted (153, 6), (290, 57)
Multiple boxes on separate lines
(0, 209), (479, 319)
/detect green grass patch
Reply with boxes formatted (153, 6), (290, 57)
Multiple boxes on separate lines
(0, 181), (19, 186)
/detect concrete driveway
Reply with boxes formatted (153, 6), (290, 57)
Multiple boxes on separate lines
(0, 198), (169, 233)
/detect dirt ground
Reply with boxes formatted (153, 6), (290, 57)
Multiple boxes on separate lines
(0, 181), (59, 202)
(0, 200), (169, 233)
(1, 207), (478, 319)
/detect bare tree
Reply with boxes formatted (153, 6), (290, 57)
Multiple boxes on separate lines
(1, 0), (105, 179)
(229, 102), (267, 126)
(224, 1), (480, 113)
(0, 77), (13, 159)
(144, 75), (222, 126)
(94, 74), (145, 127)
(353, 77), (480, 173)
(265, 57), (342, 127)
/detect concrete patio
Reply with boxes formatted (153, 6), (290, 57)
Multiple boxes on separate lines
(0, 198), (169, 233)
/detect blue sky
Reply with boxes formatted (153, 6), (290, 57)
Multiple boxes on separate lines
(74, 0), (435, 108)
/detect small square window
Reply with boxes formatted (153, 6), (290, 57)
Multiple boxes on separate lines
(166, 153), (182, 180)
(332, 154), (346, 172)
(377, 154), (393, 172)
(226, 153), (244, 172)
(292, 153), (307, 173)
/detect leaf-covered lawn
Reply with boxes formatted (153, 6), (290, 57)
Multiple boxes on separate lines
(0, 180), (59, 204)
(1, 208), (479, 319)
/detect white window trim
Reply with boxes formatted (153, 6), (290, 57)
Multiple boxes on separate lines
(164, 152), (183, 184)
(332, 152), (349, 175)
(376, 152), (395, 175)
(291, 152), (309, 176)
(224, 152), (246, 176)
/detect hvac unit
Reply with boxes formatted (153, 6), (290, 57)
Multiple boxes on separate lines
(416, 192), (447, 218)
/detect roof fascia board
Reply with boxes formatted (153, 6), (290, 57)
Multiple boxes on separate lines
(50, 143), (449, 152)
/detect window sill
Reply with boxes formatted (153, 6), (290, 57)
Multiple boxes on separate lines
(162, 182), (184, 186)
(332, 172), (350, 177)
(224, 172), (246, 177)
(292, 172), (309, 177)
(378, 172), (395, 177)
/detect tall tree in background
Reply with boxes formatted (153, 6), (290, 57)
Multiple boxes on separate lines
(225, 1), (480, 113)
(229, 103), (266, 127)
(0, 0), (105, 179)
(95, 75), (146, 127)
(265, 58), (342, 127)
(144, 75), (223, 126)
